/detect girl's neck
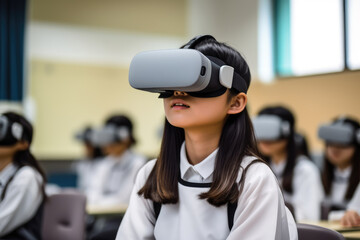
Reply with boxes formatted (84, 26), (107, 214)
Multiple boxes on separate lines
(184, 125), (222, 165)
(336, 162), (352, 171)
(0, 157), (13, 172)
(271, 151), (287, 165)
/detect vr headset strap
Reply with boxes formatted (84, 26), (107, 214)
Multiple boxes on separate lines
(207, 56), (248, 94)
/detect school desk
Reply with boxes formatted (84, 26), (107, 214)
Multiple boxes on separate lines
(342, 231), (360, 240)
(86, 204), (128, 217)
(299, 220), (360, 233)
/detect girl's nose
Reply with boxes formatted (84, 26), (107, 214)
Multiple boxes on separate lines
(174, 91), (188, 96)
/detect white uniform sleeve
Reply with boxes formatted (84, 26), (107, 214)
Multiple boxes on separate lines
(0, 167), (43, 237)
(116, 160), (156, 240)
(292, 160), (324, 221)
(228, 163), (297, 240)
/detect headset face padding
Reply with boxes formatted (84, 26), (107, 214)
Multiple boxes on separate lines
(318, 123), (357, 145)
(252, 115), (291, 141)
(90, 125), (130, 147)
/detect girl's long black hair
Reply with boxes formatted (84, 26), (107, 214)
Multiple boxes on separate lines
(322, 117), (360, 200)
(138, 37), (262, 206)
(3, 112), (47, 199)
(258, 106), (297, 194)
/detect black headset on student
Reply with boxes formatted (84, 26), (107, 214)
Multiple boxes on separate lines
(0, 115), (28, 146)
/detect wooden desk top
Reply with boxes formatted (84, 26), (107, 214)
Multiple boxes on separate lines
(86, 204), (128, 216)
(299, 220), (360, 233)
(342, 231), (360, 240)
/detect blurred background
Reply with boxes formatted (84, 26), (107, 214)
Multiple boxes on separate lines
(1, 0), (359, 164)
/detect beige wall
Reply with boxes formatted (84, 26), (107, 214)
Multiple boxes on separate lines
(248, 71), (360, 153)
(30, 0), (187, 36)
(29, 60), (164, 159)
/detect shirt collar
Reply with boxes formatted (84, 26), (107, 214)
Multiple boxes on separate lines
(334, 166), (352, 182)
(180, 141), (218, 181)
(0, 163), (17, 187)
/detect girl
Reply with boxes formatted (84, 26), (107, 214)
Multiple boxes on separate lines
(73, 126), (104, 192)
(320, 117), (360, 220)
(116, 36), (297, 239)
(254, 106), (324, 221)
(0, 112), (46, 239)
(87, 115), (146, 206)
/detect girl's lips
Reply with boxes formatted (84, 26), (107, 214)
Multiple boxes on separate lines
(170, 99), (190, 109)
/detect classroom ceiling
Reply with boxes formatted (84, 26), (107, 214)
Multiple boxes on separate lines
(29, 0), (187, 36)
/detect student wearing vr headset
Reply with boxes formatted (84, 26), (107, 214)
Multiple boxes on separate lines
(318, 117), (360, 226)
(116, 36), (297, 239)
(0, 112), (46, 239)
(86, 115), (147, 240)
(73, 126), (104, 192)
(253, 106), (324, 221)
(86, 114), (146, 207)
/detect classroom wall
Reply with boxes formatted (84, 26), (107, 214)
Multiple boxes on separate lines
(30, 0), (187, 36)
(29, 60), (164, 159)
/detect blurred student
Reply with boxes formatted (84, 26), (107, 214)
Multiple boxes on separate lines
(87, 115), (146, 206)
(253, 106), (324, 221)
(0, 112), (46, 239)
(341, 184), (360, 227)
(73, 126), (104, 192)
(318, 117), (360, 221)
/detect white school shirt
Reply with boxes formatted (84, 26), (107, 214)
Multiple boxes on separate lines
(330, 166), (352, 204)
(270, 155), (324, 221)
(348, 184), (360, 213)
(329, 183), (360, 220)
(73, 158), (102, 192)
(86, 150), (146, 206)
(0, 163), (43, 237)
(116, 143), (298, 240)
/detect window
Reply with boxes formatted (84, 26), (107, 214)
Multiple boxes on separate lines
(274, 0), (360, 76)
(347, 0), (360, 70)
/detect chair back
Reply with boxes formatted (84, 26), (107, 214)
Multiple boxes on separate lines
(297, 223), (345, 240)
(42, 192), (87, 240)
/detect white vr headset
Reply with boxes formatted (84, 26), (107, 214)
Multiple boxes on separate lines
(318, 121), (360, 145)
(252, 115), (291, 141)
(129, 36), (248, 98)
(90, 125), (130, 147)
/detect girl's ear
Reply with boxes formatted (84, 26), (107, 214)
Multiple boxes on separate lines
(227, 92), (247, 115)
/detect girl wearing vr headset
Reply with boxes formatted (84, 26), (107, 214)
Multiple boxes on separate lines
(0, 112), (46, 239)
(73, 126), (104, 192)
(86, 114), (146, 207)
(117, 36), (297, 239)
(254, 106), (324, 222)
(319, 117), (360, 226)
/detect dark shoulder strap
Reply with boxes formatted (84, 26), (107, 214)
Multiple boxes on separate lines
(153, 201), (162, 220)
(227, 201), (238, 230)
(1, 166), (22, 202)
